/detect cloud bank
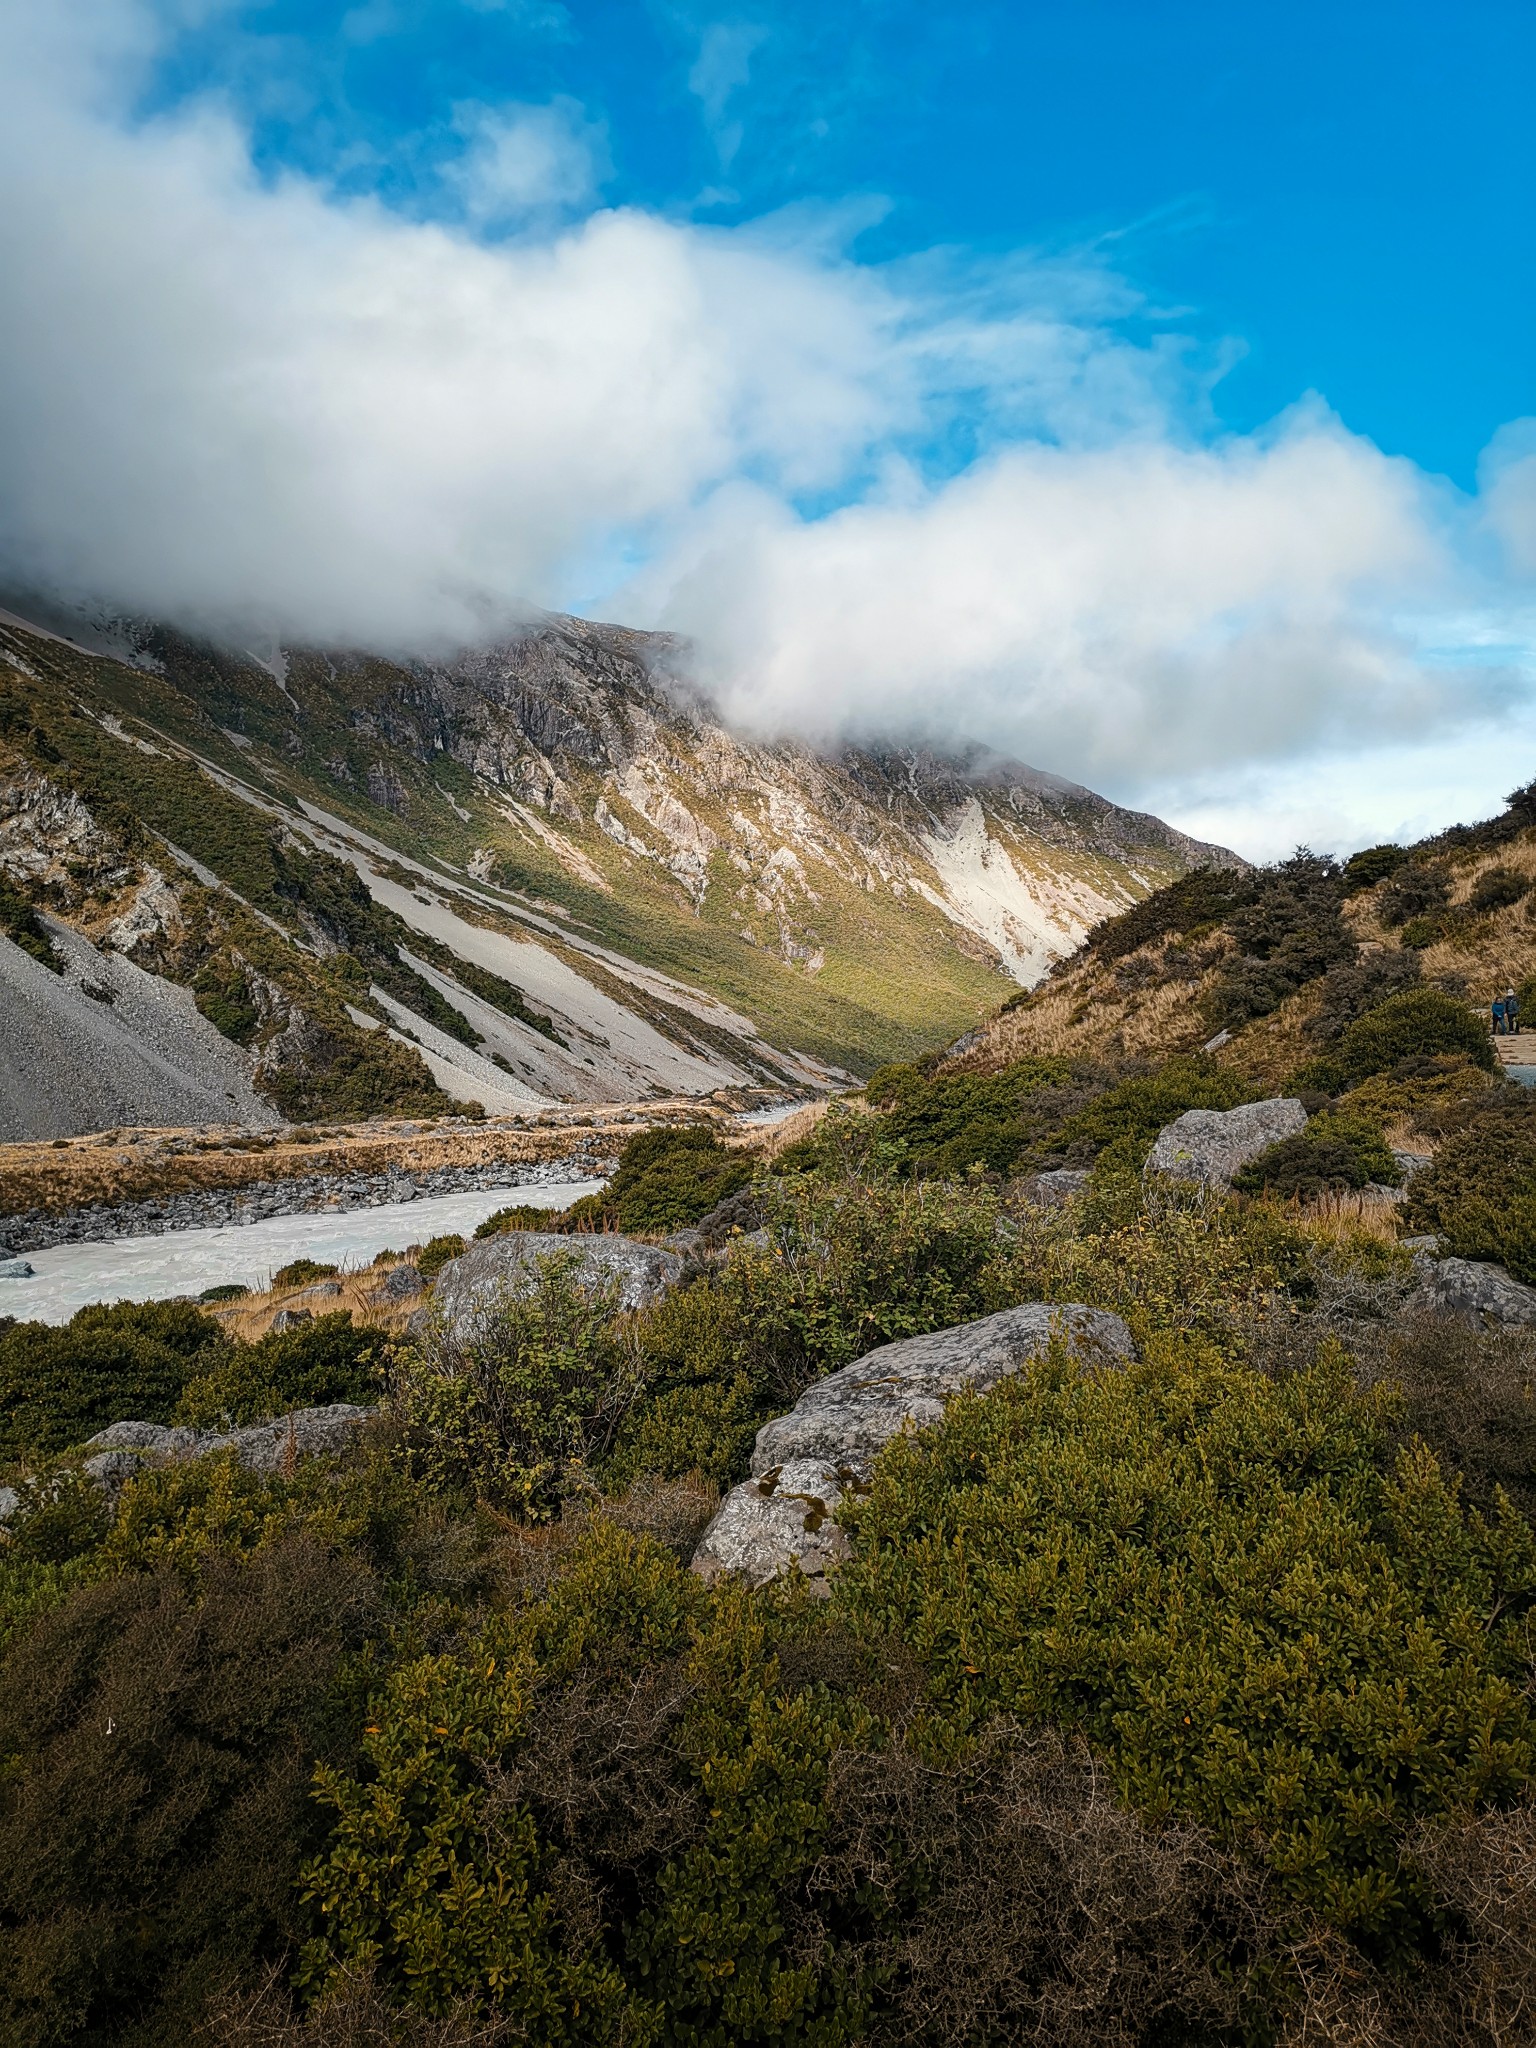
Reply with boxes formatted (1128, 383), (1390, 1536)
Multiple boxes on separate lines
(0, 0), (1529, 833)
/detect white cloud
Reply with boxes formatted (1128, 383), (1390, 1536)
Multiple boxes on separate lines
(448, 97), (607, 227)
(687, 21), (766, 166)
(0, 0), (1531, 831)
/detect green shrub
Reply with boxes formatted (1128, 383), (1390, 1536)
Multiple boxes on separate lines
(0, 874), (63, 972)
(0, 1300), (228, 1464)
(606, 1375), (760, 1488)
(1399, 912), (1451, 949)
(271, 1259), (340, 1288)
(836, 1343), (1536, 1943)
(1406, 1092), (1536, 1283)
(416, 1234), (467, 1280)
(1343, 843), (1409, 890)
(1050, 1056), (1259, 1166)
(1378, 861), (1452, 928)
(175, 1312), (380, 1428)
(1087, 865), (1253, 965)
(191, 958), (260, 1043)
(1337, 988), (1495, 1078)
(605, 1125), (753, 1234)
(1470, 865), (1530, 912)
(861, 1055), (1094, 1178)
(198, 1282), (249, 1303)
(474, 1202), (557, 1238)
(0, 1538), (377, 2048)
(1233, 1109), (1400, 1200)
(1205, 851), (1355, 1026)
(391, 1255), (642, 1517)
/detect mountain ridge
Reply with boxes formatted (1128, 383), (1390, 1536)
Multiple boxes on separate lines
(0, 602), (1237, 1135)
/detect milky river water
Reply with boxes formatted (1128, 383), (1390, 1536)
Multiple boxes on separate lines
(0, 1179), (606, 1325)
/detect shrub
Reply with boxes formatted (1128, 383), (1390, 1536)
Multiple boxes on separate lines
(198, 1282), (249, 1303)
(836, 1343), (1536, 1943)
(1343, 842), (1409, 890)
(1206, 851), (1355, 1027)
(1233, 1108), (1400, 1200)
(271, 1259), (339, 1289)
(1086, 866), (1253, 966)
(861, 1056), (1100, 1179)
(605, 1375), (759, 1488)
(0, 1299), (229, 1464)
(391, 1255), (642, 1517)
(1378, 861), (1452, 927)
(0, 873), (63, 972)
(0, 1538), (377, 2048)
(175, 1312), (381, 1428)
(1470, 865), (1531, 913)
(416, 1234), (466, 1280)
(1049, 1056), (1259, 1167)
(1337, 988), (1496, 1078)
(603, 1125), (753, 1235)
(474, 1202), (557, 1238)
(1405, 1091), (1536, 1283)
(1304, 948), (1420, 1042)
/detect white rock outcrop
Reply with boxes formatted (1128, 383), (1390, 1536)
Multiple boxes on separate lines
(1145, 1099), (1308, 1187)
(692, 1302), (1134, 1590)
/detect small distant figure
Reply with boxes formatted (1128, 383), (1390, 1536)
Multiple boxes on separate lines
(1492, 995), (1507, 1036)
(1506, 987), (1521, 1035)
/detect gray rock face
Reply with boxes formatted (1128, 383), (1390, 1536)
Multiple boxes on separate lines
(1392, 1150), (1433, 1179)
(0, 1402), (377, 1523)
(378, 1260), (425, 1301)
(430, 1232), (684, 1335)
(1145, 1098), (1308, 1186)
(1411, 1255), (1536, 1326)
(1028, 1169), (1090, 1206)
(692, 1302), (1134, 1590)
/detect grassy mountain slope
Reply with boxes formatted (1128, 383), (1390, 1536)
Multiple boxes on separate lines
(0, 606), (1233, 1124)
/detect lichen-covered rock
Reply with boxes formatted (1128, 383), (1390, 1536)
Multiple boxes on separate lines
(0, 1402), (378, 1524)
(1028, 1169), (1090, 1206)
(692, 1459), (856, 1590)
(1411, 1255), (1536, 1326)
(692, 1303), (1134, 1589)
(429, 1232), (684, 1337)
(1145, 1098), (1308, 1186)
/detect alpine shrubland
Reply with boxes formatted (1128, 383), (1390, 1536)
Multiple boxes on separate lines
(4, 798), (1536, 2045)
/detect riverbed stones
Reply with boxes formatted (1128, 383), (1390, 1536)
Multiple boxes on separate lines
(1145, 1098), (1308, 1187)
(429, 1232), (685, 1336)
(692, 1302), (1135, 1590)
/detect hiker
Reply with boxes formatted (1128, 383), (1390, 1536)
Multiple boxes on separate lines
(1493, 995), (1507, 1035)
(1506, 988), (1521, 1034)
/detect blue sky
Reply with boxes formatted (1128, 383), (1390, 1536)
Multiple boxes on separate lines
(1, 0), (1533, 856)
(148, 0), (1535, 489)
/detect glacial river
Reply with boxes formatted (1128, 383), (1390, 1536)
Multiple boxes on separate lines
(0, 1179), (606, 1325)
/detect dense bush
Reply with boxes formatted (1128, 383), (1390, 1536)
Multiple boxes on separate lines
(1233, 1106), (1400, 1200)
(0, 1537), (377, 2048)
(271, 1259), (339, 1288)
(0, 1300), (227, 1464)
(1343, 842), (1410, 890)
(601, 1124), (753, 1234)
(1406, 1091), (1536, 1283)
(836, 1344), (1536, 1943)
(0, 873), (63, 972)
(1378, 861), (1452, 928)
(175, 1312), (381, 1428)
(1304, 947), (1420, 1042)
(1084, 865), (1253, 965)
(415, 1233), (467, 1280)
(1469, 864), (1531, 912)
(1206, 851), (1356, 1026)
(860, 1056), (1106, 1179)
(391, 1254), (642, 1517)
(1337, 987), (1496, 1079)
(1049, 1056), (1258, 1167)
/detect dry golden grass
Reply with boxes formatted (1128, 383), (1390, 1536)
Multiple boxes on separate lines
(0, 1100), (734, 1216)
(1291, 1190), (1407, 1248)
(734, 1099), (832, 1159)
(209, 1257), (427, 1341)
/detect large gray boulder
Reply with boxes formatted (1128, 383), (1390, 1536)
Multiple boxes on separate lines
(1410, 1255), (1536, 1326)
(1145, 1098), (1308, 1186)
(429, 1232), (685, 1338)
(692, 1302), (1134, 1590)
(1, 1402), (377, 1525)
